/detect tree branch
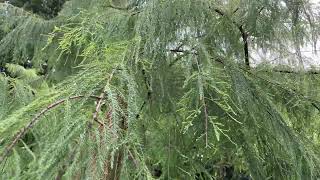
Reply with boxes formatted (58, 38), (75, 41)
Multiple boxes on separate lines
(93, 70), (117, 127)
(135, 101), (146, 119)
(268, 69), (320, 74)
(212, 8), (250, 68)
(93, 92), (106, 127)
(169, 48), (320, 113)
(239, 25), (249, 68)
(0, 95), (102, 164)
(169, 47), (199, 67)
(169, 48), (320, 75)
(240, 64), (320, 112)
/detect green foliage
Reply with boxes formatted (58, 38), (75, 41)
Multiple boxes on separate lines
(1, 0), (320, 179)
(8, 0), (67, 19)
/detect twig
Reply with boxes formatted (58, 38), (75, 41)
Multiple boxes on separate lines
(128, 149), (138, 167)
(203, 99), (209, 148)
(135, 101), (146, 119)
(141, 69), (152, 100)
(0, 95), (102, 164)
(93, 71), (116, 126)
(93, 92), (105, 126)
(169, 48), (198, 67)
(195, 58), (209, 147)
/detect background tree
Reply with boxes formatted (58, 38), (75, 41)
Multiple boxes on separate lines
(1, 0), (320, 179)
(7, 0), (67, 19)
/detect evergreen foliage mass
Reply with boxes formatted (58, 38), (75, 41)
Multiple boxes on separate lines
(1, 0), (320, 179)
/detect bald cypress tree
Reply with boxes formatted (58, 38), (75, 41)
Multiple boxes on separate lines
(1, 0), (320, 179)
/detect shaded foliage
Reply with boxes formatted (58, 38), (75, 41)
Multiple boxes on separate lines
(8, 0), (67, 19)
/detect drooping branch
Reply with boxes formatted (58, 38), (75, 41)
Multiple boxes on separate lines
(169, 48), (320, 111)
(0, 95), (102, 164)
(195, 57), (209, 147)
(212, 8), (250, 68)
(240, 64), (320, 112)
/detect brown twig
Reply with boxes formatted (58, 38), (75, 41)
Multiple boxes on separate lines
(93, 71), (116, 125)
(93, 92), (106, 127)
(0, 95), (102, 164)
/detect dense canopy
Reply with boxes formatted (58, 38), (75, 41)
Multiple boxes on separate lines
(1, 0), (320, 179)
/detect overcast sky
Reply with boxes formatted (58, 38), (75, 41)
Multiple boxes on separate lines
(252, 0), (320, 69)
